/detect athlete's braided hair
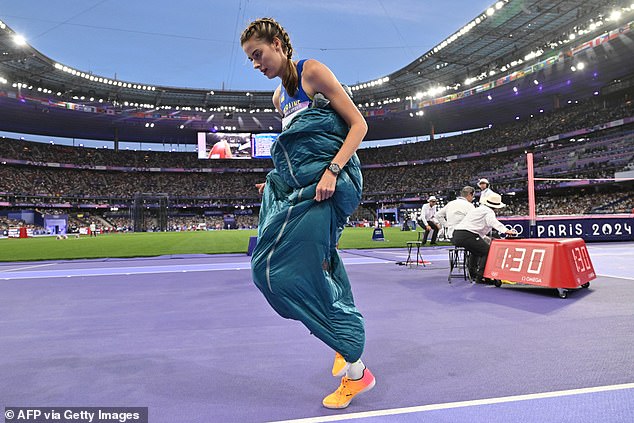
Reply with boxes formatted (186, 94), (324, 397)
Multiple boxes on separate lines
(241, 18), (298, 97)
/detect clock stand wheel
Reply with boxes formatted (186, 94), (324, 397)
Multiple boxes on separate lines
(581, 282), (590, 289)
(493, 279), (502, 288)
(557, 288), (568, 299)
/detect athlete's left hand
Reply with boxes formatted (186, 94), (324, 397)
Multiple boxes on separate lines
(315, 171), (337, 201)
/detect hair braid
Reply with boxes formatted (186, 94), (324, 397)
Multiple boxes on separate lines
(241, 18), (298, 97)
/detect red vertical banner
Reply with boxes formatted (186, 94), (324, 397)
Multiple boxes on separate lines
(526, 152), (536, 233)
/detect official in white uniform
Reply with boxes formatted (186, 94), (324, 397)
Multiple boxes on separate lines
(418, 196), (441, 245)
(452, 192), (516, 282)
(436, 186), (476, 239)
(478, 178), (492, 203)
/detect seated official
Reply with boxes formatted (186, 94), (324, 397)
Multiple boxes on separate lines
(451, 192), (517, 283)
(435, 186), (475, 239)
(418, 196), (441, 245)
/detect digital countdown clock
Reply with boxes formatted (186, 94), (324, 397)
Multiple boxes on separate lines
(484, 238), (596, 298)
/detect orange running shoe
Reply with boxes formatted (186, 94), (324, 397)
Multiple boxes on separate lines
(322, 368), (376, 409)
(332, 352), (349, 377)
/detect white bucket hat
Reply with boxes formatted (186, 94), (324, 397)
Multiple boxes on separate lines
(428, 196), (437, 202)
(478, 178), (489, 185)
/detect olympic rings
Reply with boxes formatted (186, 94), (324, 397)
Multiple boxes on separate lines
(505, 223), (524, 235)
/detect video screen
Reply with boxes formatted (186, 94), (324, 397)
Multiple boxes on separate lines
(197, 132), (252, 159)
(251, 133), (279, 159)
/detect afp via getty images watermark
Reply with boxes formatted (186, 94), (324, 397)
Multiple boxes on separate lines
(4, 407), (148, 423)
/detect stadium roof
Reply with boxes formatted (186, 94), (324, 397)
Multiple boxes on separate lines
(1, 0), (634, 144)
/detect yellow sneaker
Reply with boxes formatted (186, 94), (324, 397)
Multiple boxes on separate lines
(332, 352), (349, 377)
(322, 368), (376, 409)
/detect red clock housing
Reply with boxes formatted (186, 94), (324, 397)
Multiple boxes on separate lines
(484, 238), (596, 289)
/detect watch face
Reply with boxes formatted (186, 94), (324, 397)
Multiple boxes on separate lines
(329, 163), (341, 174)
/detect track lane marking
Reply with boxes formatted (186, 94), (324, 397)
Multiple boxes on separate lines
(0, 258), (393, 280)
(269, 382), (634, 423)
(0, 263), (57, 273)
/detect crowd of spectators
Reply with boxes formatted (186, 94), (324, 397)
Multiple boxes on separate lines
(500, 189), (634, 216)
(356, 98), (633, 164)
(0, 216), (27, 230)
(0, 216), (45, 236)
(103, 217), (133, 232)
(361, 132), (633, 200)
(2, 129), (631, 204)
(0, 165), (264, 200)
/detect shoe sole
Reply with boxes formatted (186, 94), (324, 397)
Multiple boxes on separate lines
(322, 377), (376, 409)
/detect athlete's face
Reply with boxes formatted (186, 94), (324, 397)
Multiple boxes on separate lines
(243, 36), (285, 79)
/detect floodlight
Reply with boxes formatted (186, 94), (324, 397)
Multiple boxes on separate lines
(12, 34), (27, 46)
(487, 8), (495, 16)
(610, 10), (622, 21)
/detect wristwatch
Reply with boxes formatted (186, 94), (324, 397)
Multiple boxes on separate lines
(328, 162), (341, 176)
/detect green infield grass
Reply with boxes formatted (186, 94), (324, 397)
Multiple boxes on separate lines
(0, 227), (448, 261)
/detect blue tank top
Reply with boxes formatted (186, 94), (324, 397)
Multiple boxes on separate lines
(279, 59), (312, 128)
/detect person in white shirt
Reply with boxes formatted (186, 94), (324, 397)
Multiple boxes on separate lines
(478, 178), (492, 203)
(418, 196), (441, 245)
(436, 186), (475, 239)
(452, 192), (517, 283)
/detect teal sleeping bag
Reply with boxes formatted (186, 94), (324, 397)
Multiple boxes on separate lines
(251, 107), (365, 363)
